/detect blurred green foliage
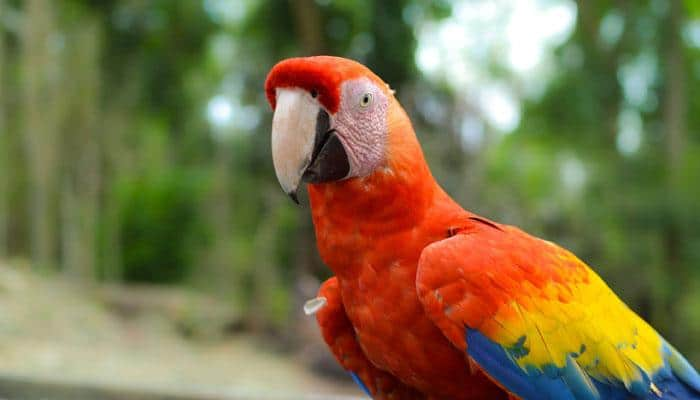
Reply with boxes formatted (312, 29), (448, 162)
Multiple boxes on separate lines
(116, 169), (207, 283)
(0, 0), (699, 363)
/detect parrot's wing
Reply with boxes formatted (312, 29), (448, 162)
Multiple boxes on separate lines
(416, 223), (700, 400)
(316, 277), (425, 399)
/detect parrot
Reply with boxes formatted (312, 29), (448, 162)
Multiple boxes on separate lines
(264, 56), (700, 400)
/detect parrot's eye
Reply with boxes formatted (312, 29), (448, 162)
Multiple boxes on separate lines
(310, 89), (318, 98)
(360, 93), (372, 108)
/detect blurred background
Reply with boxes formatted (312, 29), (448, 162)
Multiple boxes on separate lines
(0, 0), (699, 398)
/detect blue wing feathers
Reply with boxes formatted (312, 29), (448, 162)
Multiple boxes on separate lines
(562, 354), (600, 400)
(466, 328), (578, 400)
(466, 328), (700, 400)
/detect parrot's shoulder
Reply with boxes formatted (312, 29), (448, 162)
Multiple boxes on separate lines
(416, 220), (581, 350)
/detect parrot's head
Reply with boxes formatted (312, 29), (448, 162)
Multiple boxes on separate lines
(265, 56), (399, 203)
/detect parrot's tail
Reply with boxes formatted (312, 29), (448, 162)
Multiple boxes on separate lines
(653, 342), (700, 399)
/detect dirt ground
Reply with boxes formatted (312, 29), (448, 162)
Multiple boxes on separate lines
(0, 261), (363, 399)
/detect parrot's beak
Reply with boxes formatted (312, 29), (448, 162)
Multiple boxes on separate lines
(271, 88), (350, 203)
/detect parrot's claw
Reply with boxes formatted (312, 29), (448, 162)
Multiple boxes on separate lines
(303, 296), (328, 315)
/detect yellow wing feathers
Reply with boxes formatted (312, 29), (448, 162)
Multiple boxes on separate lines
(416, 224), (698, 399)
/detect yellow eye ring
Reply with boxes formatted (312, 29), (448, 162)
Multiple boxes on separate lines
(360, 93), (373, 107)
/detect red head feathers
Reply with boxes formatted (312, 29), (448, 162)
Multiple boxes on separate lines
(265, 56), (386, 114)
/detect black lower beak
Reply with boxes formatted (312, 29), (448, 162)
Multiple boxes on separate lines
(302, 133), (350, 183)
(301, 109), (350, 184)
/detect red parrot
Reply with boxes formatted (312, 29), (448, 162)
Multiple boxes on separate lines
(264, 56), (700, 400)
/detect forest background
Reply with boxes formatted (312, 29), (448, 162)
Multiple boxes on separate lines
(0, 0), (699, 397)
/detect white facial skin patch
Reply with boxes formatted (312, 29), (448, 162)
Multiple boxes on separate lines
(333, 78), (390, 178)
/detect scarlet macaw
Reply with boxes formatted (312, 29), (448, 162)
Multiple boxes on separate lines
(265, 56), (700, 400)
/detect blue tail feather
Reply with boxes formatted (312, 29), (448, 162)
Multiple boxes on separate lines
(465, 327), (700, 400)
(664, 342), (700, 393)
(651, 370), (700, 399)
(648, 343), (700, 399)
(350, 371), (372, 397)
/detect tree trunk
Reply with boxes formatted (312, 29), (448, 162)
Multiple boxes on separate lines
(664, 0), (686, 178)
(61, 19), (101, 281)
(0, 0), (7, 258)
(655, 0), (687, 339)
(197, 140), (236, 294)
(249, 193), (286, 334)
(99, 71), (141, 282)
(20, 0), (63, 270)
(290, 0), (324, 55)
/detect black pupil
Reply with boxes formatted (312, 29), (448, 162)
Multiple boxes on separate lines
(311, 89), (318, 98)
(363, 94), (369, 104)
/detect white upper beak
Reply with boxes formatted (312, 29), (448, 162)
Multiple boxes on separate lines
(271, 88), (320, 195)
